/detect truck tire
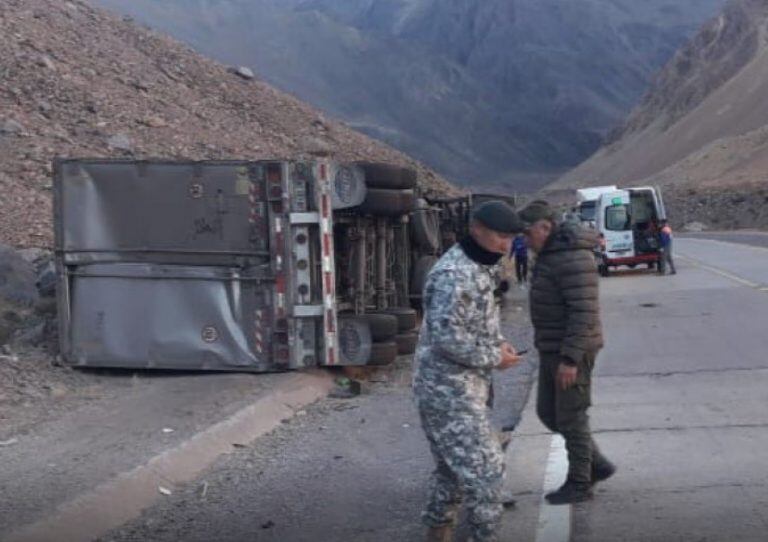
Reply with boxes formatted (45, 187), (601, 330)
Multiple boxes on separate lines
(356, 189), (416, 217)
(395, 332), (418, 355)
(382, 307), (418, 332)
(355, 162), (417, 190)
(360, 313), (398, 342)
(338, 317), (373, 366)
(411, 209), (440, 253)
(410, 255), (439, 300)
(367, 341), (399, 366)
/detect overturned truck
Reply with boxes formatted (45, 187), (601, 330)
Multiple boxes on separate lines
(54, 159), (443, 372)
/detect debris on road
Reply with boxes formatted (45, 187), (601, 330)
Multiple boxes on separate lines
(198, 481), (208, 499)
(328, 377), (362, 399)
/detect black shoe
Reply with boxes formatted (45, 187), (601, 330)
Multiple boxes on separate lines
(545, 480), (594, 505)
(592, 459), (616, 484)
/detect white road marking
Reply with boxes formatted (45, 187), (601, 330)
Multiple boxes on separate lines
(677, 254), (762, 289)
(535, 435), (571, 542)
(681, 236), (768, 254)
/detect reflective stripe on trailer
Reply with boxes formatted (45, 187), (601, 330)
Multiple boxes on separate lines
(317, 161), (339, 365)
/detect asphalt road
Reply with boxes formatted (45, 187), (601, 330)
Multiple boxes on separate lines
(99, 292), (537, 542)
(567, 237), (768, 542)
(680, 230), (768, 250)
(101, 236), (768, 542)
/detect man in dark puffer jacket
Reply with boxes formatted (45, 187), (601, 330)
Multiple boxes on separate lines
(519, 200), (616, 505)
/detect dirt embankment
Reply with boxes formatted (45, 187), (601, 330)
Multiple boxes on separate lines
(0, 0), (455, 250)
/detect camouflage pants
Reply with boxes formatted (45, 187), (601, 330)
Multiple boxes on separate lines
(537, 352), (605, 484)
(418, 404), (504, 542)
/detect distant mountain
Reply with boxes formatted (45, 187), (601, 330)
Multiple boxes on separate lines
(93, 0), (725, 191)
(555, 0), (768, 191)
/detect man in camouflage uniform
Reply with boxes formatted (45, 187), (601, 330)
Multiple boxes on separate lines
(520, 200), (616, 505)
(413, 201), (524, 542)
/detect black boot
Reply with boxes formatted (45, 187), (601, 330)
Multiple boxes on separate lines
(592, 458), (616, 484)
(545, 479), (594, 505)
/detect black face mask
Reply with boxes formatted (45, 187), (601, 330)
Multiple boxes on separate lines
(460, 235), (503, 266)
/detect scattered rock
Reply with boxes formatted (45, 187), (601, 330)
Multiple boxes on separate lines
(0, 245), (39, 309)
(231, 66), (255, 80)
(682, 221), (708, 232)
(298, 134), (333, 156)
(1, 119), (25, 135)
(141, 116), (167, 128)
(106, 133), (133, 152)
(35, 261), (57, 298)
(37, 55), (56, 70)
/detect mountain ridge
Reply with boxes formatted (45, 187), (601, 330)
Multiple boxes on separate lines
(555, 0), (768, 190)
(94, 0), (726, 191)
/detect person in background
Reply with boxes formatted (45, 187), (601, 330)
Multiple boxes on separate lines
(658, 219), (677, 275)
(512, 233), (528, 287)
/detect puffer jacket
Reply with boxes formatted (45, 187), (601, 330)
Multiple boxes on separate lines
(529, 223), (603, 364)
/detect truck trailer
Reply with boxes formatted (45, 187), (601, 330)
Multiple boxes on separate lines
(54, 159), (443, 372)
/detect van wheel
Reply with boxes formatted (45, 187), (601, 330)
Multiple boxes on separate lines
(395, 332), (418, 355)
(647, 262), (655, 270)
(367, 341), (399, 366)
(356, 188), (416, 216)
(360, 313), (398, 342)
(355, 162), (418, 190)
(382, 307), (418, 332)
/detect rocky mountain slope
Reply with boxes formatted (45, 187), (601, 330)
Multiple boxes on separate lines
(93, 0), (725, 191)
(0, 0), (453, 250)
(556, 0), (768, 192)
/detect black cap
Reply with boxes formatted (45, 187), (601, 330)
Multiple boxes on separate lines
(519, 200), (557, 227)
(471, 200), (523, 234)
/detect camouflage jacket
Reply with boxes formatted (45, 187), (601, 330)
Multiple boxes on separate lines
(413, 243), (505, 412)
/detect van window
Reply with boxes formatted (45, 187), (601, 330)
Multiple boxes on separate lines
(579, 201), (596, 221)
(605, 205), (630, 231)
(630, 192), (654, 223)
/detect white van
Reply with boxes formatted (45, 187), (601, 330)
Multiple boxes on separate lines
(594, 186), (667, 276)
(576, 185), (618, 227)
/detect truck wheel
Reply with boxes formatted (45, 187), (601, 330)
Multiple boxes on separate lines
(367, 341), (399, 366)
(382, 307), (418, 332)
(395, 332), (418, 355)
(360, 313), (398, 341)
(337, 317), (372, 366)
(411, 209), (440, 253)
(356, 189), (416, 217)
(355, 162), (417, 190)
(410, 255), (438, 301)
